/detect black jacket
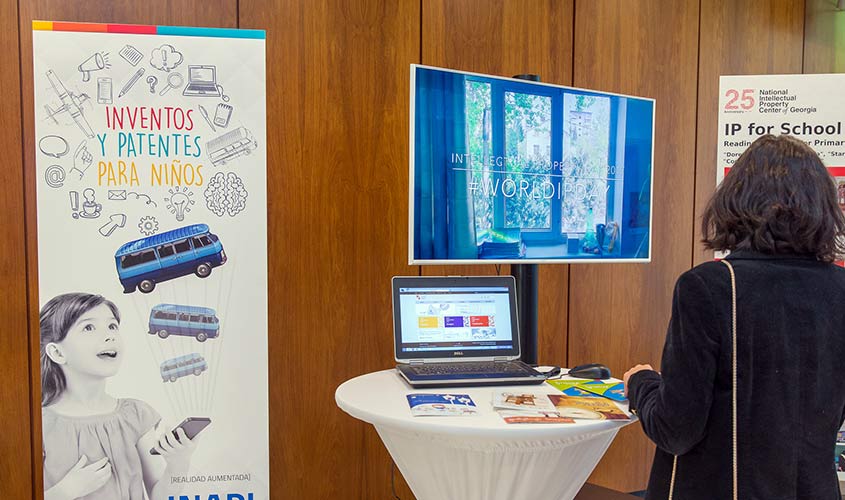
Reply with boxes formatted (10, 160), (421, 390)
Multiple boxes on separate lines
(628, 251), (845, 500)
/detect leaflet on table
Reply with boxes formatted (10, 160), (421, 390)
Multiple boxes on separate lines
(491, 391), (574, 424)
(547, 380), (602, 398)
(545, 379), (591, 392)
(577, 381), (627, 402)
(546, 379), (628, 402)
(492, 391), (556, 411)
(548, 394), (630, 420)
(498, 410), (574, 424)
(406, 394), (479, 416)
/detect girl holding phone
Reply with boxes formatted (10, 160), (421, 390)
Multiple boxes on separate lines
(41, 292), (199, 500)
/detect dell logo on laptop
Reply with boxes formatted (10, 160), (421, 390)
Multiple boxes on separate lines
(453, 351), (464, 356)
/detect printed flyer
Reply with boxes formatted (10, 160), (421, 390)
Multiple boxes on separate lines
(406, 394), (479, 416)
(547, 394), (630, 421)
(717, 74), (845, 190)
(33, 21), (267, 500)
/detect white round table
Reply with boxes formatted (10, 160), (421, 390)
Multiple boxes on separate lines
(335, 369), (635, 500)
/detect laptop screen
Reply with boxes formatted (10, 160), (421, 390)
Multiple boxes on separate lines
(189, 66), (216, 84)
(392, 276), (520, 361)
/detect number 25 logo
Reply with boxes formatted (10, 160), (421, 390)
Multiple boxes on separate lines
(725, 89), (755, 110)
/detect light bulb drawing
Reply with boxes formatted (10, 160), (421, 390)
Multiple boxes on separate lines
(164, 187), (195, 222)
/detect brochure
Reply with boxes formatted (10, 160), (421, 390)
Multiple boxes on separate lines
(548, 394), (631, 420)
(560, 386), (601, 398)
(577, 381), (627, 402)
(498, 409), (574, 424)
(492, 391), (556, 411)
(406, 394), (479, 416)
(545, 379), (592, 392)
(546, 378), (628, 402)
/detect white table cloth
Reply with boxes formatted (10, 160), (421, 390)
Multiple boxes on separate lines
(335, 369), (635, 500)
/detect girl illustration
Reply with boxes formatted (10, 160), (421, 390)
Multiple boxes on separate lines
(41, 293), (198, 500)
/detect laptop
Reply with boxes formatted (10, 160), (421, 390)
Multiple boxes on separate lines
(392, 275), (547, 388)
(182, 65), (222, 97)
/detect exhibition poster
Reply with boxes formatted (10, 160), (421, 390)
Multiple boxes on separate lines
(717, 74), (845, 188)
(33, 21), (267, 500)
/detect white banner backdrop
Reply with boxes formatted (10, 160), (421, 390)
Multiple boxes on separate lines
(33, 21), (267, 500)
(717, 74), (845, 185)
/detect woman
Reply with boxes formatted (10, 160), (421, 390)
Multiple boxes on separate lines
(624, 134), (845, 500)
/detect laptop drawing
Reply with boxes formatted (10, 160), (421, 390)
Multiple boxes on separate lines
(392, 275), (547, 388)
(182, 65), (222, 97)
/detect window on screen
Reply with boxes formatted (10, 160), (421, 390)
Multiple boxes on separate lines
(465, 81), (615, 244)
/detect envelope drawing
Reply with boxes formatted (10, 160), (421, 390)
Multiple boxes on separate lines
(108, 190), (127, 201)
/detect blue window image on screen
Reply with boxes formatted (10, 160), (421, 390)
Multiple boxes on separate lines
(411, 65), (654, 263)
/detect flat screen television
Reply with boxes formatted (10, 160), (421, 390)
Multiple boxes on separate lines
(410, 65), (655, 264)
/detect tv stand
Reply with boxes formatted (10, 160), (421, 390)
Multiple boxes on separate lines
(512, 263), (539, 365)
(511, 73), (542, 366)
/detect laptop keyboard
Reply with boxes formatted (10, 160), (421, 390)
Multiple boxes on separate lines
(409, 362), (528, 376)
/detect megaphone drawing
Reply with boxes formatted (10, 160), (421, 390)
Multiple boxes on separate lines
(78, 52), (109, 82)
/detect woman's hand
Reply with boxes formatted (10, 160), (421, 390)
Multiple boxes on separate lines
(48, 455), (111, 500)
(152, 427), (199, 471)
(623, 364), (654, 395)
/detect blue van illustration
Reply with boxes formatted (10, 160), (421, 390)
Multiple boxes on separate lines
(115, 223), (226, 293)
(149, 304), (220, 342)
(160, 353), (207, 383)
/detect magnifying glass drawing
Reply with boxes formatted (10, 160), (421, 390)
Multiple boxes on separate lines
(159, 73), (184, 96)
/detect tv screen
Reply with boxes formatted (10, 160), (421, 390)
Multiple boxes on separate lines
(410, 65), (655, 264)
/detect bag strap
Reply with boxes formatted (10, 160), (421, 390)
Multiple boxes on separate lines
(668, 259), (738, 500)
(723, 259), (738, 500)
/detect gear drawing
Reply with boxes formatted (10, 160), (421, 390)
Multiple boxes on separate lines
(138, 215), (160, 236)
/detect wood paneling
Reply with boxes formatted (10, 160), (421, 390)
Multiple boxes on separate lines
(575, 483), (640, 499)
(693, 0), (805, 265)
(423, 0), (573, 82)
(9, 1), (827, 498)
(422, 0), (575, 368)
(804, 0), (845, 74)
(238, 1), (419, 498)
(17, 2), (237, 498)
(570, 0), (700, 492)
(0, 0), (32, 497)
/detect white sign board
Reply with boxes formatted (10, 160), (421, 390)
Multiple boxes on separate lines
(33, 21), (268, 500)
(718, 74), (845, 188)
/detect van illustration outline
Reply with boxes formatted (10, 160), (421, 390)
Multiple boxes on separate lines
(160, 353), (208, 383)
(149, 304), (220, 342)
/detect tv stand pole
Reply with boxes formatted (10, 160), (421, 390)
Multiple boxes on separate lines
(512, 73), (541, 365)
(512, 263), (539, 364)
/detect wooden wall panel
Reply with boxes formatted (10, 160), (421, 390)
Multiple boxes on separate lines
(239, 1), (419, 498)
(693, 0), (805, 265)
(18, 2), (237, 499)
(570, 0), (700, 492)
(11, 1), (824, 498)
(804, 0), (845, 74)
(422, 0), (575, 367)
(0, 0), (31, 497)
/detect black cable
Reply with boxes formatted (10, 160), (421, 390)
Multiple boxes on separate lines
(391, 461), (401, 499)
(531, 364), (562, 379)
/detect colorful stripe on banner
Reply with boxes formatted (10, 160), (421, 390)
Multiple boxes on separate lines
(32, 20), (265, 39)
(724, 166), (845, 177)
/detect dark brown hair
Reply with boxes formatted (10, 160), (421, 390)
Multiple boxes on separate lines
(40, 293), (120, 406)
(702, 134), (845, 262)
